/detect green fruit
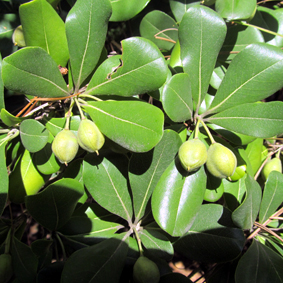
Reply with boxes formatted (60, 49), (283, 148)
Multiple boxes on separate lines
(52, 129), (79, 164)
(77, 119), (105, 153)
(0, 254), (13, 283)
(12, 25), (26, 47)
(262, 157), (282, 181)
(133, 256), (160, 283)
(178, 139), (207, 172)
(230, 164), (246, 181)
(206, 143), (237, 179)
(204, 186), (224, 202)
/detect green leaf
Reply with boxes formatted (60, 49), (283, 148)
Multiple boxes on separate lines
(259, 171), (283, 223)
(215, 0), (256, 21)
(2, 47), (69, 98)
(129, 130), (182, 222)
(139, 10), (178, 51)
(139, 228), (174, 261)
(12, 236), (38, 283)
(206, 43), (283, 115)
(109, 0), (150, 22)
(25, 178), (84, 231)
(0, 53), (4, 116)
(83, 153), (133, 223)
(20, 119), (49, 153)
(207, 102), (283, 138)
(169, 0), (200, 23)
(19, 0), (69, 66)
(86, 37), (168, 96)
(1, 108), (27, 127)
(161, 73), (193, 122)
(151, 161), (206, 236)
(61, 235), (128, 283)
(0, 141), (8, 216)
(235, 240), (283, 283)
(232, 174), (262, 230)
(179, 5), (226, 113)
(65, 0), (112, 89)
(83, 100), (164, 152)
(174, 204), (245, 263)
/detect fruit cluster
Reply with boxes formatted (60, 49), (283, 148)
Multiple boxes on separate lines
(52, 119), (105, 165)
(178, 138), (237, 179)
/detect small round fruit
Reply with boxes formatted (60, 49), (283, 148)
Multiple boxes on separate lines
(230, 164), (246, 181)
(204, 186), (224, 202)
(52, 129), (79, 164)
(0, 254), (13, 283)
(178, 138), (207, 172)
(133, 256), (160, 283)
(206, 143), (237, 179)
(77, 119), (105, 153)
(262, 157), (282, 181)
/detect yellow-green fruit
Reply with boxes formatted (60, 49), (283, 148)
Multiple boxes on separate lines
(178, 139), (207, 172)
(77, 119), (105, 153)
(230, 164), (246, 181)
(262, 157), (282, 181)
(0, 254), (13, 283)
(206, 143), (237, 179)
(52, 129), (79, 164)
(133, 256), (160, 283)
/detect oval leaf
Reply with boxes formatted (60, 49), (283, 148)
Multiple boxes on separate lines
(83, 100), (164, 152)
(2, 47), (69, 98)
(151, 161), (206, 236)
(0, 141), (8, 215)
(86, 37), (168, 96)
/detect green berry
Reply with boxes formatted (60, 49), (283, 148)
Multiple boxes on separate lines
(52, 129), (79, 164)
(178, 139), (207, 172)
(262, 157), (282, 181)
(133, 256), (160, 283)
(206, 143), (237, 179)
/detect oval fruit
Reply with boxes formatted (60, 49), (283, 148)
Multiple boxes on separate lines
(77, 119), (105, 153)
(0, 253), (13, 283)
(133, 256), (160, 283)
(230, 164), (246, 181)
(262, 157), (282, 181)
(204, 186), (224, 202)
(206, 143), (237, 179)
(178, 138), (207, 172)
(52, 129), (79, 164)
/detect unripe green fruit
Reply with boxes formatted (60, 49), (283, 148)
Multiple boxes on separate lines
(133, 256), (160, 283)
(178, 139), (207, 172)
(77, 119), (105, 153)
(52, 129), (79, 164)
(206, 143), (237, 179)
(0, 254), (13, 283)
(262, 157), (282, 181)
(230, 164), (246, 181)
(12, 25), (26, 47)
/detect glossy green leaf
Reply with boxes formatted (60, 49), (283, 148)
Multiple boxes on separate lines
(218, 24), (264, 63)
(169, 0), (200, 23)
(86, 37), (168, 96)
(215, 0), (256, 21)
(161, 73), (193, 122)
(12, 236), (38, 283)
(0, 53), (4, 116)
(129, 130), (182, 222)
(244, 138), (263, 175)
(139, 228), (174, 261)
(207, 102), (283, 138)
(140, 10), (178, 51)
(20, 119), (49, 153)
(109, 0), (150, 22)
(206, 44), (283, 115)
(210, 64), (226, 90)
(2, 47), (69, 98)
(25, 178), (84, 231)
(204, 172), (224, 203)
(19, 0), (69, 66)
(31, 239), (53, 270)
(0, 142), (8, 216)
(232, 174), (262, 230)
(1, 109), (27, 127)
(223, 177), (246, 211)
(61, 235), (128, 283)
(179, 5), (226, 113)
(65, 0), (111, 89)
(259, 171), (283, 223)
(83, 153), (133, 223)
(83, 100), (164, 152)
(174, 204), (245, 263)
(235, 240), (283, 283)
(251, 6), (283, 48)
(152, 161), (206, 236)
